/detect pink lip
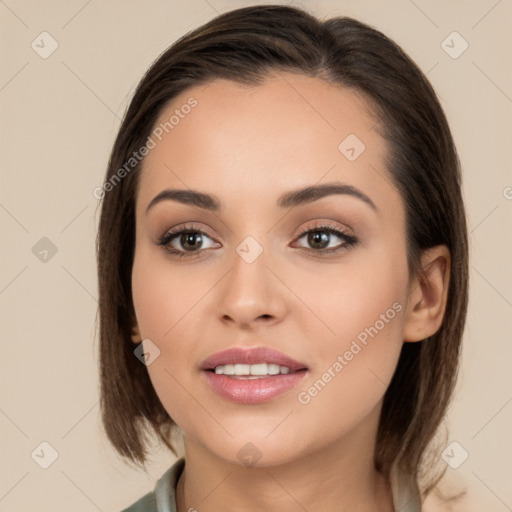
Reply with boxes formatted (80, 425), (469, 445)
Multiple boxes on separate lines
(200, 346), (309, 405)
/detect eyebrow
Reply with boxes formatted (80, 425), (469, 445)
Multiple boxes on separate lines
(145, 181), (377, 214)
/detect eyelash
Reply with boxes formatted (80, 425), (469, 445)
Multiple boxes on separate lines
(157, 222), (358, 259)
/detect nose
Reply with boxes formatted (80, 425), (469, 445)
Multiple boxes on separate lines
(216, 244), (288, 331)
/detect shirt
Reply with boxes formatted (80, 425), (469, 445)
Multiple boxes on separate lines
(120, 457), (421, 512)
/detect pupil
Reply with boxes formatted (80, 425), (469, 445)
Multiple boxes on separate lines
(309, 231), (328, 249)
(182, 232), (201, 251)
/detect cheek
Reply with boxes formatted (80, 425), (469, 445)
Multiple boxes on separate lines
(131, 248), (214, 426)
(293, 290), (406, 446)
(291, 247), (407, 417)
(290, 242), (408, 354)
(131, 246), (210, 342)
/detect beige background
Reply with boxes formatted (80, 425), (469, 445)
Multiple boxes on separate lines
(1, 0), (511, 510)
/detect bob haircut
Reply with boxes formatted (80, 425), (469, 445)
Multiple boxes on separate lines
(96, 3), (468, 497)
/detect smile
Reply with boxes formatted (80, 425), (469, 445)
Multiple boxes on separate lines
(201, 346), (309, 404)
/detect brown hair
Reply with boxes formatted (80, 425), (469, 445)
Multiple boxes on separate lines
(96, 3), (468, 498)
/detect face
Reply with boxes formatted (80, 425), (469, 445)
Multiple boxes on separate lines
(131, 73), (411, 467)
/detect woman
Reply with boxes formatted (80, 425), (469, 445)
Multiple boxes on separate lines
(96, 5), (468, 511)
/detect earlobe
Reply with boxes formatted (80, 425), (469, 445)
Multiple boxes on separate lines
(130, 322), (142, 344)
(403, 245), (451, 342)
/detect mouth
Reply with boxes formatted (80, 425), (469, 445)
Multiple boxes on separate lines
(200, 346), (309, 404)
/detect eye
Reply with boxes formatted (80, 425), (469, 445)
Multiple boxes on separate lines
(157, 221), (358, 259)
(158, 224), (218, 258)
(292, 222), (358, 254)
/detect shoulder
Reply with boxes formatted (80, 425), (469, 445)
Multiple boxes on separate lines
(120, 490), (158, 512)
(118, 457), (185, 512)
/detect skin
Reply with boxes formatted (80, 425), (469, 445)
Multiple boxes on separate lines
(130, 73), (450, 512)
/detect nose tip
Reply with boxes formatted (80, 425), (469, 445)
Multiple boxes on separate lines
(217, 249), (287, 330)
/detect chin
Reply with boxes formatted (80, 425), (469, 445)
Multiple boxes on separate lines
(197, 431), (311, 469)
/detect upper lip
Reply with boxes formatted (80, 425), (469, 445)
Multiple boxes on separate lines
(200, 346), (308, 372)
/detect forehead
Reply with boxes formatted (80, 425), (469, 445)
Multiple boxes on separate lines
(137, 73), (398, 215)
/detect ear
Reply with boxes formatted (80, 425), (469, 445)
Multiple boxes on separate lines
(403, 245), (451, 343)
(130, 318), (142, 344)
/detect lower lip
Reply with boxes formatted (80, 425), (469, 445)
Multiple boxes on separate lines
(202, 370), (308, 404)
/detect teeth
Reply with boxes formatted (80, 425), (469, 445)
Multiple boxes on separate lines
(214, 363), (292, 376)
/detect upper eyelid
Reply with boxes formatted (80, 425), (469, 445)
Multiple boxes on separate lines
(296, 222), (353, 236)
(162, 223), (217, 241)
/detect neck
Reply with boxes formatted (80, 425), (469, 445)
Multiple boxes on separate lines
(175, 407), (394, 512)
